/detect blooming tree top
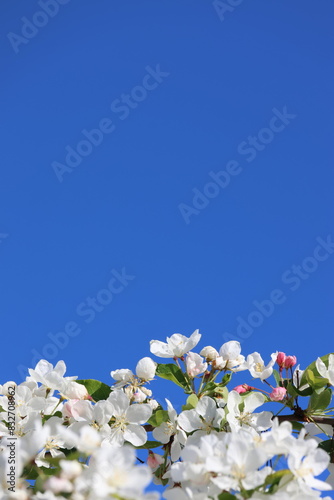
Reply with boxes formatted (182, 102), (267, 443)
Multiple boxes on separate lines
(0, 330), (334, 499)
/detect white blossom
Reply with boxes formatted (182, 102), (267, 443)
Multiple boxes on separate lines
(106, 389), (152, 446)
(150, 330), (201, 358)
(28, 360), (76, 392)
(186, 352), (207, 378)
(226, 390), (272, 432)
(245, 351), (277, 380)
(316, 355), (334, 385)
(136, 357), (157, 381)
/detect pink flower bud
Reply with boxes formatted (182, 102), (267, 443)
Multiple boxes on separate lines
(147, 452), (164, 469)
(62, 400), (79, 419)
(270, 387), (287, 401)
(284, 356), (297, 369)
(233, 384), (253, 394)
(276, 352), (286, 367)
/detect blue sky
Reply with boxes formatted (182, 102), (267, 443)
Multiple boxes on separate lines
(1, 0), (334, 417)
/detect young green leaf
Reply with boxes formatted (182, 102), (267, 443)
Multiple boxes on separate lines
(156, 363), (189, 390)
(76, 379), (111, 401)
(147, 409), (169, 427)
(308, 387), (332, 413)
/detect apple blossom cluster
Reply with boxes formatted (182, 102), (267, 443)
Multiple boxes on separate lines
(0, 330), (333, 500)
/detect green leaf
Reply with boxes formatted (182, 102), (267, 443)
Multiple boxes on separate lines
(301, 353), (334, 387)
(264, 469), (291, 487)
(221, 372), (232, 386)
(305, 370), (329, 391)
(76, 379), (111, 401)
(147, 409), (169, 427)
(22, 465), (39, 480)
(135, 440), (163, 449)
(287, 382), (298, 397)
(218, 493), (237, 500)
(187, 393), (198, 408)
(291, 421), (305, 432)
(43, 411), (63, 422)
(272, 369), (281, 386)
(45, 450), (81, 466)
(214, 385), (229, 400)
(182, 393), (199, 411)
(287, 382), (313, 398)
(308, 388), (332, 412)
(319, 439), (334, 454)
(156, 363), (189, 390)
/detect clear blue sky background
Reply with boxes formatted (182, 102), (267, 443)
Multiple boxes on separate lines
(1, 0), (334, 419)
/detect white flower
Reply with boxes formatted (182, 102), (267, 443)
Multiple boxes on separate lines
(178, 396), (224, 438)
(326, 462), (334, 489)
(150, 330), (201, 358)
(57, 423), (102, 454)
(200, 346), (219, 362)
(59, 459), (82, 479)
(215, 341), (246, 371)
(246, 352), (277, 380)
(110, 368), (135, 387)
(44, 476), (73, 494)
(63, 399), (114, 440)
(147, 398), (159, 410)
(261, 418), (295, 455)
(208, 433), (271, 491)
(153, 399), (187, 461)
(288, 447), (331, 491)
(316, 355), (334, 385)
(106, 390), (152, 446)
(0, 384), (45, 419)
(28, 360), (76, 391)
(136, 357), (157, 381)
(186, 352), (207, 378)
(60, 381), (90, 400)
(87, 445), (156, 500)
(226, 391), (272, 432)
(35, 416), (67, 467)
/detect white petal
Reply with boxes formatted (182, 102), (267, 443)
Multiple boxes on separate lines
(316, 357), (329, 379)
(124, 424), (147, 446)
(178, 409), (202, 432)
(196, 396), (216, 421)
(150, 340), (173, 358)
(108, 389), (129, 415)
(244, 392), (265, 413)
(219, 341), (241, 360)
(126, 403), (152, 424)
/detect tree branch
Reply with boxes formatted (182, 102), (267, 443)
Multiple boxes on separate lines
(277, 414), (334, 427)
